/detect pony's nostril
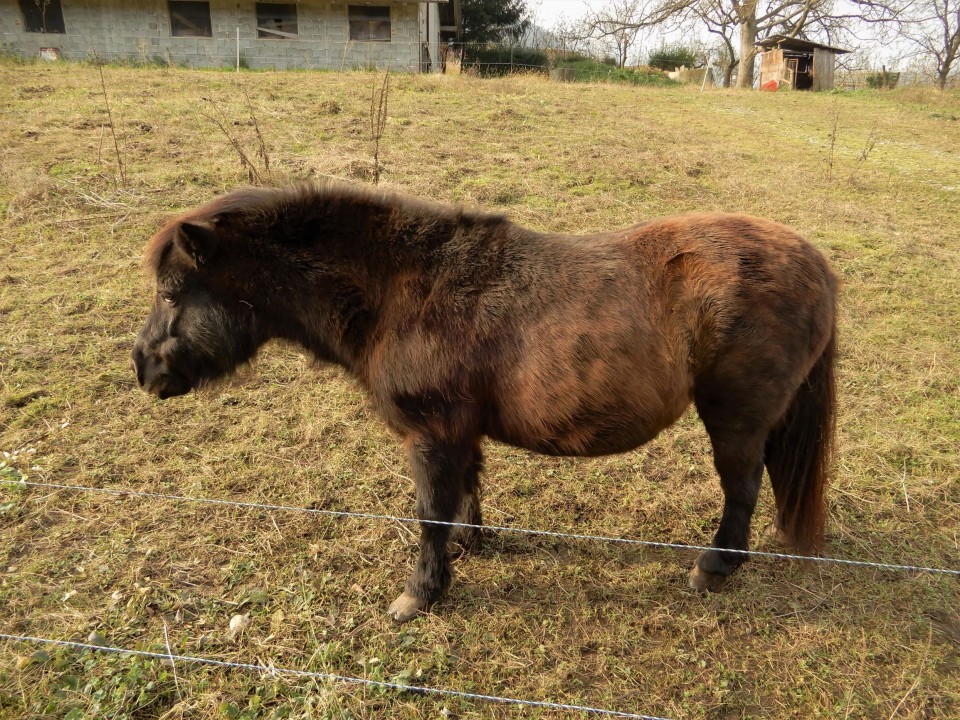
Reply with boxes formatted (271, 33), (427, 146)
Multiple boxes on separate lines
(132, 346), (146, 385)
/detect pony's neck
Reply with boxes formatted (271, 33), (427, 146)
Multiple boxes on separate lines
(263, 191), (444, 375)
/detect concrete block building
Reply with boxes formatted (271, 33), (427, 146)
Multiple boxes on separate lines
(1, 0), (457, 71)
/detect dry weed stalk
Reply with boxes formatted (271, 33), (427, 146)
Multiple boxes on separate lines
(339, 41), (354, 73)
(241, 86), (271, 180)
(858, 122), (881, 163)
(825, 100), (840, 184)
(848, 121), (882, 186)
(199, 94), (271, 185)
(0, 138), (9, 176)
(94, 54), (126, 185)
(369, 70), (390, 185)
(96, 124), (105, 168)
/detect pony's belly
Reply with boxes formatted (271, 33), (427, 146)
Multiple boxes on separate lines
(490, 414), (673, 458)
(534, 428), (663, 457)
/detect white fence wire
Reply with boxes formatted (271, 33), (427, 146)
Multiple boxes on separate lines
(0, 633), (672, 720)
(3, 477), (959, 577)
(2, 473), (958, 719)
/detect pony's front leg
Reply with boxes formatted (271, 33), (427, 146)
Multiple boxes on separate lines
(449, 443), (483, 554)
(388, 435), (470, 622)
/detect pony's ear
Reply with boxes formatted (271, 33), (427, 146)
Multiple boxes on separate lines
(173, 220), (219, 266)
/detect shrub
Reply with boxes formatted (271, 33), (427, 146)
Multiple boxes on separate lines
(866, 69), (899, 90)
(647, 45), (700, 71)
(462, 46), (548, 77)
(561, 57), (676, 86)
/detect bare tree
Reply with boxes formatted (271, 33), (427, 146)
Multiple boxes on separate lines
(552, 14), (595, 57)
(581, 0), (820, 84)
(689, 0), (741, 85)
(737, 0), (908, 86)
(644, 0), (820, 87)
(586, 0), (645, 66)
(581, 0), (903, 88)
(725, 0), (846, 88)
(584, 0), (681, 67)
(902, 0), (960, 88)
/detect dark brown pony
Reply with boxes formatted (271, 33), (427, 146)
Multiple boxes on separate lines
(133, 183), (837, 622)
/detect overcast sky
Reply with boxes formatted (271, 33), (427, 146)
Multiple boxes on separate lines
(528, 0), (598, 29)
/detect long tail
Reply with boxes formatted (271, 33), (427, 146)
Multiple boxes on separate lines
(765, 324), (837, 553)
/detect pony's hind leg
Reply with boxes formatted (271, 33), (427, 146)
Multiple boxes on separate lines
(690, 396), (770, 592)
(689, 451), (765, 592)
(388, 435), (470, 622)
(449, 444), (483, 554)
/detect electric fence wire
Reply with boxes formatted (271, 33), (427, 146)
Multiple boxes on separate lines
(2, 477), (959, 577)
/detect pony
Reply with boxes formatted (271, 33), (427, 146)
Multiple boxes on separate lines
(132, 183), (837, 622)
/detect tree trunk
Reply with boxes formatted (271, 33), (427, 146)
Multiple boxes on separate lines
(718, 34), (737, 88)
(937, 46), (957, 90)
(724, 63), (735, 87)
(736, 10), (758, 88)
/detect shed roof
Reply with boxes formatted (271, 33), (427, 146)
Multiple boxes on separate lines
(756, 35), (851, 55)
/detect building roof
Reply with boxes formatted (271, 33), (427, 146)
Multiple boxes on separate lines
(756, 35), (851, 55)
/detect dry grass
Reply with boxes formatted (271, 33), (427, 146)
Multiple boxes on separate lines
(1, 63), (959, 720)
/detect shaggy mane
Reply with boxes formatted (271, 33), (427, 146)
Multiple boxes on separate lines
(143, 183), (507, 274)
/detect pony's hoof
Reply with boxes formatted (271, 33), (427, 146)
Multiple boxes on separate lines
(762, 524), (790, 546)
(387, 592), (428, 623)
(688, 565), (728, 593)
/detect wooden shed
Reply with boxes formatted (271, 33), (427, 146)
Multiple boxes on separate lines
(756, 36), (850, 91)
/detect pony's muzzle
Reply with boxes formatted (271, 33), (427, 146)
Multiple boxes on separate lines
(132, 344), (189, 399)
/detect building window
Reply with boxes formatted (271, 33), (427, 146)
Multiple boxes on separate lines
(349, 6), (391, 42)
(19, 0), (66, 34)
(256, 3), (298, 39)
(169, 1), (212, 37)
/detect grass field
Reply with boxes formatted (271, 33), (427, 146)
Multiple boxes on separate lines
(1, 62), (959, 719)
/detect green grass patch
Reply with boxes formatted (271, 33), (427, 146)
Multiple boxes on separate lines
(564, 57), (678, 86)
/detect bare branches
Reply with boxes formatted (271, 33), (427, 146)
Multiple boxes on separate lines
(583, 0), (691, 37)
(898, 0), (960, 87)
(693, 0), (742, 84)
(33, 0), (51, 34)
(577, 0), (693, 66)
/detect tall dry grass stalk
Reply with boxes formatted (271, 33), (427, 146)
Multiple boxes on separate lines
(94, 55), (126, 185)
(241, 86), (271, 180)
(858, 121), (881, 163)
(199, 93), (272, 185)
(825, 99), (840, 185)
(369, 70), (390, 186)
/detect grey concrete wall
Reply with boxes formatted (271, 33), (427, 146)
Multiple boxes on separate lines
(0, 0), (424, 71)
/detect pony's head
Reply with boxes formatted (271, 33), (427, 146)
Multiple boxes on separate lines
(132, 203), (265, 399)
(132, 182), (451, 398)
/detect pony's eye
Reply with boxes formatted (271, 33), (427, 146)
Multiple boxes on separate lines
(158, 290), (176, 304)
